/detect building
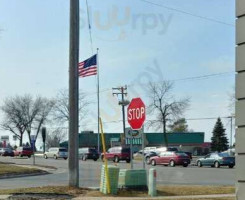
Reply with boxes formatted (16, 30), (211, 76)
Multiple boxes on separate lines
(60, 132), (209, 155)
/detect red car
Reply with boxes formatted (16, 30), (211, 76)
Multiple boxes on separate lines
(14, 147), (33, 158)
(149, 151), (190, 167)
(101, 146), (131, 163)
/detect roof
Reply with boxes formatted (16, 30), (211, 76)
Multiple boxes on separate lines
(146, 132), (204, 146)
(60, 132), (204, 148)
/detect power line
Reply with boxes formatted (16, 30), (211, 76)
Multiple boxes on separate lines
(85, 0), (94, 54)
(138, 0), (235, 27)
(85, 71), (235, 97)
(169, 71), (234, 82)
(127, 71), (234, 90)
(84, 116), (235, 127)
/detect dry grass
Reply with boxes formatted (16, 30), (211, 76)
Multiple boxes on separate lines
(0, 185), (235, 198)
(157, 185), (235, 196)
(0, 164), (44, 176)
(163, 198), (234, 200)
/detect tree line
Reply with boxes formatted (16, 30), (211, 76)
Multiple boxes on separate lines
(0, 81), (230, 152)
(0, 89), (88, 148)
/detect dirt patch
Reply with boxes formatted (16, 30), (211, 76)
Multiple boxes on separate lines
(0, 185), (235, 199)
(8, 193), (73, 200)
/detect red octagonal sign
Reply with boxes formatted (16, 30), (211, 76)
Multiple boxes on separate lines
(127, 98), (146, 130)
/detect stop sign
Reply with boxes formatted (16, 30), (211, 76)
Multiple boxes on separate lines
(127, 98), (146, 130)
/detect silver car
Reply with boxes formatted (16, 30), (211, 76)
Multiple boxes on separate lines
(44, 147), (68, 160)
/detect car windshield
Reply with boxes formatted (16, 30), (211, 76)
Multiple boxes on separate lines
(122, 148), (130, 153)
(59, 148), (67, 152)
(23, 147), (31, 151)
(218, 153), (230, 157)
(89, 149), (98, 153)
(175, 152), (187, 156)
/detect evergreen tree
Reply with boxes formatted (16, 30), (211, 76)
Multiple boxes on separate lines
(211, 118), (229, 152)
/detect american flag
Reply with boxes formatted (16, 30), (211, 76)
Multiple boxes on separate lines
(78, 54), (97, 77)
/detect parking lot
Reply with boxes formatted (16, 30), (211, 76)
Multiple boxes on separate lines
(0, 155), (235, 189)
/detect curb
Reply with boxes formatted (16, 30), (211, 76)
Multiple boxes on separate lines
(73, 193), (235, 200)
(0, 171), (50, 179)
(0, 195), (11, 200)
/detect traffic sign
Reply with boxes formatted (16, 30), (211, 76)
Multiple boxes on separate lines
(125, 127), (143, 139)
(127, 98), (146, 130)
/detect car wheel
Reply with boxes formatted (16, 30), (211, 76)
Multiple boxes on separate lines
(114, 156), (119, 163)
(197, 161), (202, 167)
(183, 164), (188, 167)
(93, 158), (98, 161)
(151, 159), (156, 166)
(145, 157), (150, 164)
(54, 155), (58, 160)
(101, 155), (104, 162)
(64, 157), (67, 160)
(28, 155), (31, 158)
(126, 159), (130, 163)
(44, 154), (48, 159)
(170, 160), (175, 167)
(214, 161), (220, 168)
(82, 155), (87, 161)
(229, 165), (234, 168)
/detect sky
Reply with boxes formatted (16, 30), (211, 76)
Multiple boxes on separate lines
(0, 0), (235, 147)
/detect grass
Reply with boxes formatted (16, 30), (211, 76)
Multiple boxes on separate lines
(163, 199), (234, 200)
(157, 185), (235, 196)
(0, 185), (235, 199)
(0, 164), (44, 176)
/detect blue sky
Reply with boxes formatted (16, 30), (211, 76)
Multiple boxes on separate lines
(0, 0), (235, 146)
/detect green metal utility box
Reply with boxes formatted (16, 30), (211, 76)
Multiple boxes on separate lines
(100, 165), (120, 195)
(118, 169), (147, 189)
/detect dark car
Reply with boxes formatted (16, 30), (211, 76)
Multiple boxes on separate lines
(0, 148), (14, 157)
(79, 147), (99, 161)
(197, 152), (235, 168)
(184, 152), (192, 160)
(145, 151), (158, 164)
(101, 146), (131, 163)
(14, 147), (33, 158)
(149, 151), (191, 167)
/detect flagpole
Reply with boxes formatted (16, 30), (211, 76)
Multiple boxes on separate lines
(97, 48), (100, 153)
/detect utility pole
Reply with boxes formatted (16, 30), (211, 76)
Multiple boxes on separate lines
(228, 116), (233, 148)
(112, 86), (129, 145)
(68, 0), (79, 187)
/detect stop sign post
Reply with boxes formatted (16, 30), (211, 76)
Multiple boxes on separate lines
(127, 98), (146, 130)
(127, 98), (146, 169)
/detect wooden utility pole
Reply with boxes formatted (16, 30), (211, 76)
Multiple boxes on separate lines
(112, 86), (129, 145)
(69, 0), (79, 187)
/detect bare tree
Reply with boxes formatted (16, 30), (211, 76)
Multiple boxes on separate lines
(147, 81), (190, 147)
(46, 128), (67, 149)
(1, 95), (39, 146)
(32, 97), (55, 141)
(1, 95), (54, 146)
(168, 118), (189, 133)
(228, 87), (235, 116)
(52, 89), (90, 125)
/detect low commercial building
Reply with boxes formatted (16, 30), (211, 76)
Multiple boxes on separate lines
(60, 132), (209, 155)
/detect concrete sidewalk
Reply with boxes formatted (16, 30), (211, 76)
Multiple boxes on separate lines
(73, 193), (235, 200)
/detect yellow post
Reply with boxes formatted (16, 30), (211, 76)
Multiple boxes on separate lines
(99, 117), (111, 194)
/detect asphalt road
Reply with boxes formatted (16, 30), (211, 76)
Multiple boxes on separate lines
(0, 156), (235, 189)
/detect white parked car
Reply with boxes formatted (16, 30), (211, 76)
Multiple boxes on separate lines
(143, 147), (157, 154)
(44, 147), (68, 160)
